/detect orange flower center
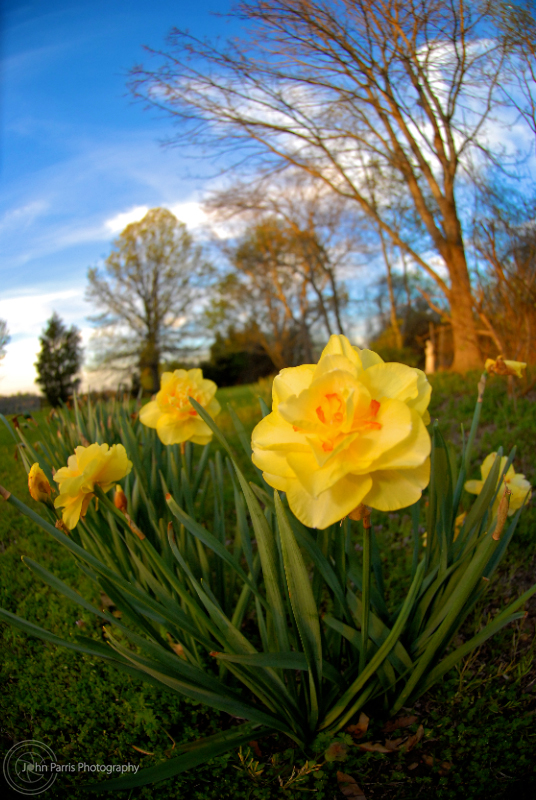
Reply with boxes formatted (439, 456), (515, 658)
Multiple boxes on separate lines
(316, 393), (344, 426)
(163, 385), (199, 417)
(315, 394), (382, 453)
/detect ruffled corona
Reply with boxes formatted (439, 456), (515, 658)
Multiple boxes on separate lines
(251, 334), (432, 529)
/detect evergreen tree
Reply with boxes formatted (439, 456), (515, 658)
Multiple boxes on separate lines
(35, 313), (83, 406)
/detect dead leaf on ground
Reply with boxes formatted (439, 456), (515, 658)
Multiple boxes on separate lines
(337, 771), (366, 798)
(99, 593), (115, 608)
(248, 740), (262, 758)
(402, 724), (424, 752)
(439, 762), (452, 775)
(358, 741), (393, 754)
(408, 762), (419, 770)
(383, 715), (418, 733)
(346, 712), (370, 739)
(384, 737), (405, 751)
(422, 754), (435, 767)
(325, 741), (348, 761)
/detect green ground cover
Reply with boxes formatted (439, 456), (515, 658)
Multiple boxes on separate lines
(1, 373), (535, 799)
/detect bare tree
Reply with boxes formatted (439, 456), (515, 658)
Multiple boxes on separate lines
(87, 208), (211, 392)
(490, 0), (536, 139)
(130, 0), (531, 370)
(207, 216), (344, 368)
(470, 183), (536, 363)
(205, 172), (352, 337)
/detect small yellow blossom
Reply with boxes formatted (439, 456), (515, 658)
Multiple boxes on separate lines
(485, 356), (526, 378)
(28, 463), (52, 503)
(251, 334), (432, 529)
(454, 512), (466, 541)
(54, 443), (132, 529)
(465, 453), (532, 518)
(139, 369), (221, 446)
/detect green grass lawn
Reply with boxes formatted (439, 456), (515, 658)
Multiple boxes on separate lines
(1, 374), (535, 799)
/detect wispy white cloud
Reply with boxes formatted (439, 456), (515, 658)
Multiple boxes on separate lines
(104, 205), (150, 234)
(0, 287), (89, 339)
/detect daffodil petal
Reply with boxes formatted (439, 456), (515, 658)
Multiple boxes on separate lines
(286, 473), (373, 529)
(139, 400), (162, 428)
(320, 334), (361, 365)
(464, 479), (484, 495)
(272, 364), (316, 410)
(361, 362), (419, 403)
(363, 460), (430, 511)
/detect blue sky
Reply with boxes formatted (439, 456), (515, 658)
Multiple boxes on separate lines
(0, 0), (236, 393)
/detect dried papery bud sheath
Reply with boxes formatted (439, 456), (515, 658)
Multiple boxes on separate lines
(123, 512), (146, 541)
(492, 486), (512, 541)
(0, 485), (11, 501)
(55, 519), (71, 536)
(348, 503), (370, 522)
(485, 356), (526, 379)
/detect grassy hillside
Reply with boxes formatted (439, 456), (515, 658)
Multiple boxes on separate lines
(0, 372), (535, 799)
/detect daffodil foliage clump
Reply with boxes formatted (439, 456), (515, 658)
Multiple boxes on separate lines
(0, 336), (533, 792)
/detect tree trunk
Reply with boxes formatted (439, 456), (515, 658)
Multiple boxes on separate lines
(377, 227), (403, 350)
(440, 208), (482, 371)
(151, 361), (160, 394)
(446, 249), (482, 371)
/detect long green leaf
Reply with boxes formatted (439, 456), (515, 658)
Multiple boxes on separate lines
(321, 559), (425, 731)
(274, 491), (322, 728)
(188, 398), (290, 652)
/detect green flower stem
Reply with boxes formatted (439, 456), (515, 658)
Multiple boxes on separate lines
(464, 372), (487, 474)
(359, 518), (371, 675)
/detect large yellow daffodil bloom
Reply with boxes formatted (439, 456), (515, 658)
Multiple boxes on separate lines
(139, 369), (220, 446)
(54, 443), (132, 529)
(465, 453), (531, 517)
(251, 334), (432, 529)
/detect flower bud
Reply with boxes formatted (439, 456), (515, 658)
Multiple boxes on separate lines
(28, 463), (52, 503)
(492, 486), (512, 541)
(114, 484), (128, 512)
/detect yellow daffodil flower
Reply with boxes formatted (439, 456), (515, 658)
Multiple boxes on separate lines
(28, 463), (52, 504)
(54, 443), (132, 529)
(251, 334), (432, 529)
(465, 453), (531, 517)
(139, 369), (220, 446)
(485, 356), (526, 378)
